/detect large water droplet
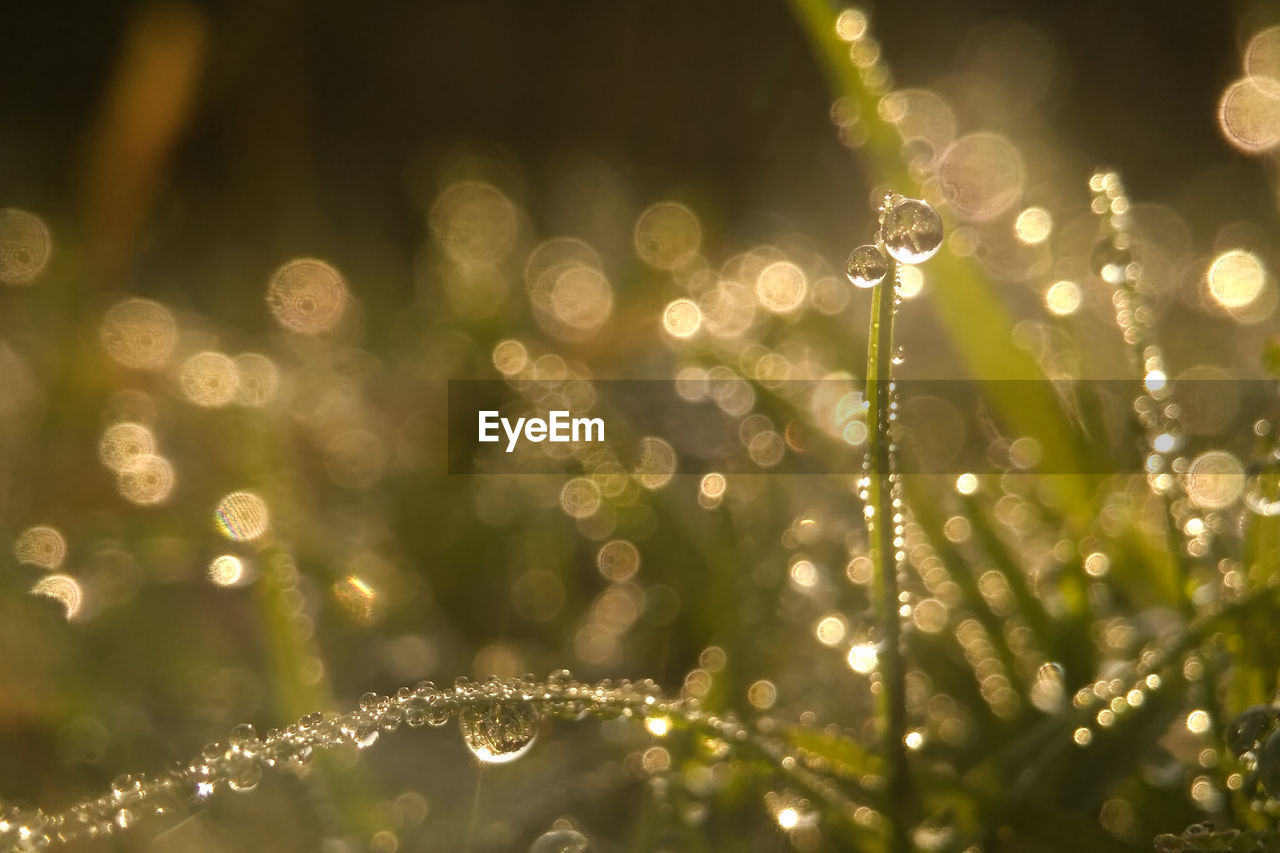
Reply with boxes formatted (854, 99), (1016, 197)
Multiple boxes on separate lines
(845, 244), (888, 288)
(1226, 704), (1275, 755)
(459, 701), (540, 764)
(530, 828), (590, 853)
(880, 198), (943, 264)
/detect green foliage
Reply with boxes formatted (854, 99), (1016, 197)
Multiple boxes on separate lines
(1, 3), (1279, 853)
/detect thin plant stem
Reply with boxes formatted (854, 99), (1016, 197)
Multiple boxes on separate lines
(865, 258), (910, 853)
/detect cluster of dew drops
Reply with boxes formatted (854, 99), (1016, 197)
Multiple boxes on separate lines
(0, 672), (684, 851)
(844, 192), (945, 289)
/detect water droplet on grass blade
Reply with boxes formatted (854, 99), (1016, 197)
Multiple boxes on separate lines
(227, 761), (261, 793)
(459, 702), (539, 764)
(354, 724), (379, 749)
(880, 198), (943, 263)
(229, 724), (259, 751)
(845, 244), (888, 288)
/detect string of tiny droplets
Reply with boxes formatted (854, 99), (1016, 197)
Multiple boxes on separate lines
(0, 671), (879, 851)
(1074, 175), (1198, 746)
(1089, 171), (1208, 560)
(1086, 175), (1280, 819)
(1063, 570), (1280, 757)
(855, 196), (911, 635)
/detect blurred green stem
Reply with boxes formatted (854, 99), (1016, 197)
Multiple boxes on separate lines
(866, 259), (909, 853)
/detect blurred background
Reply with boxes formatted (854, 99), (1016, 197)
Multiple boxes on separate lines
(2, 0), (1280, 851)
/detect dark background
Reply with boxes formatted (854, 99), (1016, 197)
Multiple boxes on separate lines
(0, 0), (1267, 313)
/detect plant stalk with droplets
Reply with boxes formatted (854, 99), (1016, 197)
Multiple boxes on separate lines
(0, 671), (888, 851)
(848, 192), (944, 853)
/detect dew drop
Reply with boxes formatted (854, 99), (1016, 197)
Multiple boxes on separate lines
(403, 696), (430, 727)
(1226, 704), (1275, 755)
(227, 761), (262, 793)
(229, 723), (259, 751)
(879, 198), (944, 264)
(427, 704), (452, 727)
(530, 828), (590, 853)
(459, 701), (539, 764)
(890, 346), (905, 365)
(354, 724), (379, 749)
(845, 243), (888, 288)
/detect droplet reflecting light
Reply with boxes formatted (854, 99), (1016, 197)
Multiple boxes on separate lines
(880, 197), (944, 263)
(845, 244), (888, 288)
(459, 702), (539, 764)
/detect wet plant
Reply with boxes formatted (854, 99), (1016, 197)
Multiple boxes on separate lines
(4, 3), (1280, 853)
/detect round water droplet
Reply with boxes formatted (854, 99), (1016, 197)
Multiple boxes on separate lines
(381, 705), (403, 731)
(845, 244), (888, 288)
(890, 346), (905, 365)
(879, 198), (944, 264)
(403, 696), (429, 727)
(459, 701), (540, 764)
(427, 704), (452, 727)
(354, 724), (379, 749)
(530, 828), (590, 853)
(1227, 704), (1276, 755)
(227, 760), (262, 793)
(229, 723), (259, 753)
